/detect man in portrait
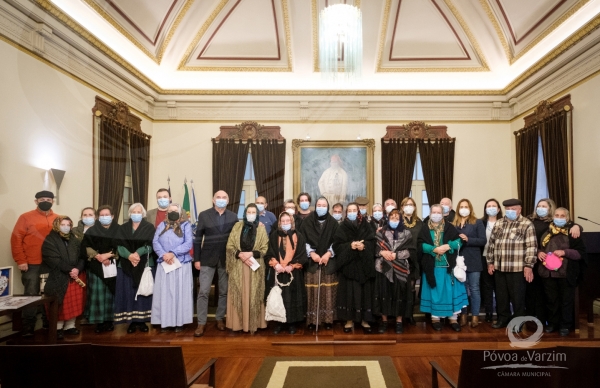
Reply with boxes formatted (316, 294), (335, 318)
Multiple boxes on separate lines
(318, 154), (348, 205)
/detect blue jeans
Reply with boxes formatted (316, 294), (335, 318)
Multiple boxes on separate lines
(464, 271), (481, 316)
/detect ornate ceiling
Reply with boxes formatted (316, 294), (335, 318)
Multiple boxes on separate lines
(26, 0), (600, 92)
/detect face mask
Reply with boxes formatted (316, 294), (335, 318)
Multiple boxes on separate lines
(554, 218), (567, 227)
(82, 217), (95, 226)
(430, 214), (443, 223)
(131, 214), (143, 223)
(360, 209), (367, 215)
(256, 204), (265, 212)
(281, 223), (291, 232)
(373, 211), (383, 221)
(38, 202), (52, 211)
(536, 207), (549, 218)
(332, 213), (342, 221)
(299, 201), (310, 210)
(389, 220), (399, 229)
(442, 205), (450, 214)
(486, 207), (498, 216)
(316, 207), (328, 217)
(157, 198), (170, 208)
(403, 205), (414, 216)
(347, 212), (358, 221)
(167, 212), (180, 222)
(246, 213), (257, 223)
(459, 208), (470, 217)
(286, 208), (295, 215)
(215, 198), (227, 208)
(99, 216), (112, 226)
(505, 209), (518, 221)
(59, 225), (71, 234)
(385, 205), (395, 214)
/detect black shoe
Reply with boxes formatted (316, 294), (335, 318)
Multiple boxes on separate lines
(404, 317), (416, 326)
(451, 322), (461, 332)
(104, 322), (114, 332)
(492, 320), (508, 329)
(127, 323), (137, 334)
(324, 323), (333, 330)
(395, 322), (404, 334)
(160, 327), (172, 333)
(307, 324), (316, 330)
(137, 323), (149, 333)
(42, 321), (50, 330)
(174, 326), (183, 333)
(288, 325), (297, 334)
(432, 321), (442, 331)
(57, 329), (64, 340)
(94, 324), (104, 333)
(544, 325), (556, 333)
(273, 324), (282, 334)
(378, 322), (387, 334)
(63, 328), (80, 335)
(21, 328), (35, 338)
(485, 312), (493, 323)
(559, 328), (569, 337)
(343, 325), (353, 333)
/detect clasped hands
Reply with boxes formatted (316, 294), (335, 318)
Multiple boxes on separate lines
(129, 252), (141, 267)
(239, 251), (255, 267)
(269, 258), (301, 273)
(537, 250), (565, 261)
(433, 244), (451, 255)
(380, 250), (396, 262)
(311, 251), (331, 266)
(95, 252), (114, 266)
(162, 252), (176, 265)
(351, 241), (365, 251)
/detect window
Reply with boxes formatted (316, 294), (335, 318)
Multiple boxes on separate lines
(238, 150), (258, 219)
(409, 151), (429, 218)
(534, 135), (549, 205)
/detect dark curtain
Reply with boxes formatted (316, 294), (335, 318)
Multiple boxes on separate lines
(130, 131), (151, 210)
(419, 138), (455, 206)
(252, 140), (286, 216)
(515, 125), (539, 216)
(98, 119), (128, 220)
(212, 139), (250, 213)
(381, 138), (418, 202)
(540, 111), (569, 208)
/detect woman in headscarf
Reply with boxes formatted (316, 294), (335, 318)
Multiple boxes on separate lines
(114, 203), (156, 333)
(298, 197), (339, 331)
(418, 204), (468, 332)
(80, 205), (119, 333)
(151, 203), (194, 332)
(264, 212), (307, 334)
(333, 202), (376, 333)
(399, 197), (424, 325)
(373, 209), (416, 334)
(42, 216), (85, 339)
(225, 203), (269, 333)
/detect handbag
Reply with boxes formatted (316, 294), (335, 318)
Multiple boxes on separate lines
(135, 250), (154, 300)
(542, 252), (563, 271)
(453, 245), (467, 282)
(265, 271), (293, 323)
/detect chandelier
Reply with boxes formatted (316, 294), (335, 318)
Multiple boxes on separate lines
(319, 4), (363, 82)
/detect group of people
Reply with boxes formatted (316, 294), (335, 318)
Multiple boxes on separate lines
(11, 189), (586, 339)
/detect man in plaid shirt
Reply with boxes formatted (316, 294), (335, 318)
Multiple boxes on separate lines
(486, 198), (537, 330)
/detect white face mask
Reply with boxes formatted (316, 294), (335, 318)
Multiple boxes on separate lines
(430, 213), (443, 223)
(459, 208), (470, 217)
(385, 205), (395, 214)
(285, 208), (295, 215)
(246, 213), (257, 222)
(403, 205), (415, 216)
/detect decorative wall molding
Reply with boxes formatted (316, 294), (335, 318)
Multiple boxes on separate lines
(93, 95), (146, 136)
(383, 121), (450, 140)
(215, 121), (284, 141)
(522, 95), (572, 127)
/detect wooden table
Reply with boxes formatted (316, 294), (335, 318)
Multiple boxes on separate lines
(0, 295), (58, 344)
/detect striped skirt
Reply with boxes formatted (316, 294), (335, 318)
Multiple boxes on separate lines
(305, 271), (338, 325)
(86, 271), (115, 323)
(114, 267), (154, 324)
(151, 262), (193, 328)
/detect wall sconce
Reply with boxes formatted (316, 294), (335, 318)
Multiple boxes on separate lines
(50, 168), (66, 205)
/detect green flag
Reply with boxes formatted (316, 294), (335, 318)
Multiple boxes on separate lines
(182, 180), (190, 219)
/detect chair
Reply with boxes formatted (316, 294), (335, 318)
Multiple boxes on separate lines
(0, 343), (93, 388)
(92, 344), (217, 388)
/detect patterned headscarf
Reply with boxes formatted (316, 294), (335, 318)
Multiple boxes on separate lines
(53, 216), (73, 240)
(428, 217), (445, 260)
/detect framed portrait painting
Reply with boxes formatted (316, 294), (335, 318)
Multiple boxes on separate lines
(0, 266), (13, 297)
(292, 139), (375, 207)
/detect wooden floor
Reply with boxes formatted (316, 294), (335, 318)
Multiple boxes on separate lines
(13, 316), (600, 388)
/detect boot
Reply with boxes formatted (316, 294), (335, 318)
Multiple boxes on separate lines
(459, 314), (468, 327)
(470, 316), (480, 328)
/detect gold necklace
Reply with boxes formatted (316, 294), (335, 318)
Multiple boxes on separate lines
(403, 216), (416, 228)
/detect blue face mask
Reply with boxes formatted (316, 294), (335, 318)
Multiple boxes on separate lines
(82, 217), (95, 226)
(316, 206), (328, 217)
(99, 216), (112, 226)
(536, 207), (549, 218)
(299, 201), (310, 210)
(130, 214), (143, 223)
(157, 198), (170, 208)
(554, 218), (567, 227)
(486, 207), (498, 216)
(389, 220), (399, 229)
(360, 209), (367, 215)
(442, 205), (450, 214)
(332, 213), (342, 221)
(373, 211), (383, 221)
(215, 198), (227, 208)
(505, 209), (518, 221)
(281, 223), (291, 232)
(256, 204), (265, 212)
(347, 212), (358, 221)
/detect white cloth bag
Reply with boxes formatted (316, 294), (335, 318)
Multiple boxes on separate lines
(265, 272), (293, 323)
(135, 252), (154, 300)
(453, 246), (467, 282)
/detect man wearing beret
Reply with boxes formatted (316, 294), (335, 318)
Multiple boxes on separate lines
(486, 198), (537, 330)
(10, 191), (58, 336)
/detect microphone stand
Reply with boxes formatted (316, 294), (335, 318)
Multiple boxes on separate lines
(578, 217), (600, 226)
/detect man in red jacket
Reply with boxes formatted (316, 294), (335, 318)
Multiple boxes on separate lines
(10, 190), (58, 336)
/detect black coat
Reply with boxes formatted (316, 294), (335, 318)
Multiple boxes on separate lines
(80, 220), (120, 293)
(418, 221), (460, 289)
(114, 219), (156, 287)
(194, 207), (238, 267)
(333, 218), (376, 284)
(42, 231), (83, 304)
(298, 212), (339, 275)
(454, 219), (486, 272)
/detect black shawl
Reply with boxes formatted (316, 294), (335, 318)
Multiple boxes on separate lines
(298, 211), (339, 274)
(79, 220), (120, 294)
(418, 221), (460, 289)
(42, 231), (83, 304)
(263, 230), (308, 296)
(540, 227), (588, 287)
(332, 218), (376, 284)
(114, 219), (156, 288)
(375, 224), (417, 284)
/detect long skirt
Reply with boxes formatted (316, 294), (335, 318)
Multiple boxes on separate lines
(336, 273), (374, 323)
(265, 268), (306, 324)
(226, 264), (267, 332)
(420, 267), (469, 317)
(87, 271), (114, 323)
(305, 271), (338, 325)
(373, 272), (409, 318)
(114, 267), (154, 324)
(151, 262), (193, 328)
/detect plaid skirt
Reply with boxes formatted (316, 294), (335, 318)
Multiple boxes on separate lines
(87, 271), (115, 323)
(46, 272), (87, 321)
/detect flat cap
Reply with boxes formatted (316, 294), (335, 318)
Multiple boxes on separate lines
(355, 196), (370, 205)
(35, 190), (54, 199)
(502, 198), (522, 207)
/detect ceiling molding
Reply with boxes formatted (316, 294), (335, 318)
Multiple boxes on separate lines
(498, 0), (567, 45)
(478, 0), (512, 62)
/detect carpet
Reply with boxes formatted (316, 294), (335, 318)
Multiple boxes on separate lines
(250, 356), (402, 388)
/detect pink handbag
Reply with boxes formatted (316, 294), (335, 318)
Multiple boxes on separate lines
(543, 252), (563, 271)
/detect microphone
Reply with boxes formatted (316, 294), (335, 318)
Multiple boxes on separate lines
(578, 216), (600, 226)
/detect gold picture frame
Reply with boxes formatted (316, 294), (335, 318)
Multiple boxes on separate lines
(292, 139), (375, 207)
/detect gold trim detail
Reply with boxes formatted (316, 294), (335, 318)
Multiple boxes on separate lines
(177, 0), (293, 72)
(478, 0), (512, 62)
(158, 0), (196, 63)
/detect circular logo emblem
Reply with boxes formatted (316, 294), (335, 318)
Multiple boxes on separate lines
(506, 316), (544, 348)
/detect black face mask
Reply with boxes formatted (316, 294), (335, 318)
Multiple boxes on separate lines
(38, 202), (52, 211)
(168, 212), (180, 222)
